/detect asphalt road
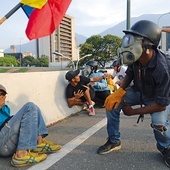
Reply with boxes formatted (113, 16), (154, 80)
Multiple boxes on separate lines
(0, 108), (169, 170)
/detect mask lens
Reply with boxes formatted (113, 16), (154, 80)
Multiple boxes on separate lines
(82, 65), (91, 77)
(122, 34), (135, 48)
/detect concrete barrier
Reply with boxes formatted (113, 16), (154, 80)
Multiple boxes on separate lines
(0, 71), (82, 125)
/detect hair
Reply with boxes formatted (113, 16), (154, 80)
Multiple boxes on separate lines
(0, 90), (6, 96)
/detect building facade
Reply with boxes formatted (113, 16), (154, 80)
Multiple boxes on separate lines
(0, 49), (4, 57)
(38, 14), (77, 63)
(161, 26), (170, 53)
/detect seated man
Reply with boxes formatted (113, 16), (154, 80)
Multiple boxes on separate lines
(0, 84), (61, 167)
(111, 57), (126, 86)
(65, 69), (107, 115)
(85, 60), (110, 107)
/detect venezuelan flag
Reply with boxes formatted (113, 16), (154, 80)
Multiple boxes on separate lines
(20, 0), (47, 9)
(22, 0), (72, 40)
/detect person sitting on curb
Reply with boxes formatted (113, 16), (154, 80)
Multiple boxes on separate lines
(65, 69), (107, 116)
(111, 56), (126, 86)
(0, 84), (61, 167)
(84, 60), (110, 107)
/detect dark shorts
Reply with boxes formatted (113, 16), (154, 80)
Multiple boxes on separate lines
(80, 85), (95, 102)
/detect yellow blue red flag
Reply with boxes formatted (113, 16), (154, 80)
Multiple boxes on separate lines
(20, 0), (47, 9)
(23, 0), (72, 40)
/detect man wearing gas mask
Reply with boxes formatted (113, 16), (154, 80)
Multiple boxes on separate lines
(111, 57), (126, 86)
(97, 20), (170, 168)
(83, 60), (110, 107)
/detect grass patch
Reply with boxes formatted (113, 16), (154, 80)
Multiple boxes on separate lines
(0, 68), (10, 73)
(13, 68), (29, 73)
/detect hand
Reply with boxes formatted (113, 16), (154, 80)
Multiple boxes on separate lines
(122, 101), (134, 116)
(104, 88), (126, 111)
(115, 81), (121, 85)
(74, 90), (84, 99)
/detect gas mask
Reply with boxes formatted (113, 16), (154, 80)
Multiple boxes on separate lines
(82, 65), (92, 77)
(118, 34), (143, 65)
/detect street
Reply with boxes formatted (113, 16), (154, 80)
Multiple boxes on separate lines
(0, 108), (169, 170)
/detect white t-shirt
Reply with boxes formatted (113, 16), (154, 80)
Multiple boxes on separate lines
(112, 66), (126, 81)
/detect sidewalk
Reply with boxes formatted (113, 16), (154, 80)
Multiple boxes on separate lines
(0, 108), (169, 170)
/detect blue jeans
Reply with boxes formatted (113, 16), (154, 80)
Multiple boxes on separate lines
(106, 87), (170, 152)
(0, 102), (48, 156)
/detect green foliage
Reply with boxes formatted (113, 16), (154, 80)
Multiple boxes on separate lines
(0, 55), (19, 66)
(0, 55), (49, 67)
(13, 68), (28, 73)
(79, 34), (122, 68)
(22, 56), (34, 67)
(38, 57), (49, 67)
(21, 55), (49, 67)
(0, 68), (10, 73)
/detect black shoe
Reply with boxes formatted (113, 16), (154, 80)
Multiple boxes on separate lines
(97, 139), (121, 155)
(161, 146), (170, 168)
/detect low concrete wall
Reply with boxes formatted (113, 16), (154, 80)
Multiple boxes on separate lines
(0, 71), (82, 125)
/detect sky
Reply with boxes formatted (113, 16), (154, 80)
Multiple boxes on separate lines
(0, 0), (170, 50)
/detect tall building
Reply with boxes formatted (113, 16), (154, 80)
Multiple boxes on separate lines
(38, 14), (77, 63)
(10, 45), (16, 53)
(0, 49), (4, 57)
(161, 26), (170, 52)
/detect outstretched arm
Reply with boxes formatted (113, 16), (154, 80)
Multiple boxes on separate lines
(90, 73), (107, 82)
(161, 27), (170, 33)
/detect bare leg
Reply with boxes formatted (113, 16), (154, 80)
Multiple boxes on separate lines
(84, 87), (93, 105)
(15, 150), (27, 158)
(15, 135), (43, 158)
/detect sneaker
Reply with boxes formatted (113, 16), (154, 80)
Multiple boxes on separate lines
(161, 146), (170, 168)
(83, 103), (89, 111)
(32, 140), (62, 154)
(83, 101), (95, 111)
(97, 139), (121, 155)
(11, 151), (47, 167)
(89, 106), (95, 116)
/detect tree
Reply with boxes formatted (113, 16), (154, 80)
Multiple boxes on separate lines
(37, 57), (49, 67)
(0, 55), (19, 66)
(22, 56), (34, 67)
(21, 55), (49, 67)
(79, 34), (122, 68)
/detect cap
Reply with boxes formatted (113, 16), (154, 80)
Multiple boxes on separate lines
(0, 84), (7, 94)
(65, 69), (80, 81)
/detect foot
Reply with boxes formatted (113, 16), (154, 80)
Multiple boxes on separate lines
(89, 106), (95, 116)
(83, 101), (95, 111)
(97, 139), (121, 155)
(33, 140), (62, 154)
(162, 146), (170, 168)
(11, 151), (47, 167)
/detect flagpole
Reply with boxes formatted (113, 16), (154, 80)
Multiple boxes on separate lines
(0, 3), (23, 25)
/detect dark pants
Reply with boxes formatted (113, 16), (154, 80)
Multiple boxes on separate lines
(93, 90), (110, 106)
